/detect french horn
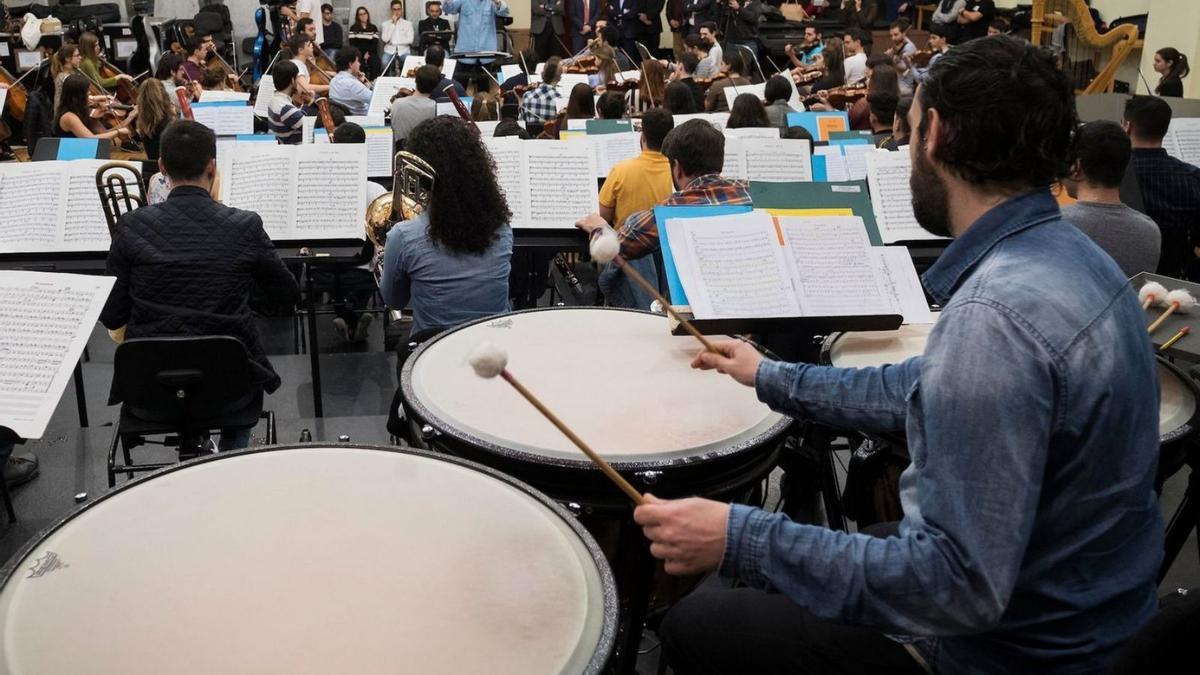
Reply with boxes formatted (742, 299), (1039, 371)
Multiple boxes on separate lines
(365, 150), (436, 248)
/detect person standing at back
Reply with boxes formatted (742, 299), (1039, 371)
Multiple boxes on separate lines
(1062, 120), (1161, 278)
(532, 0), (566, 62)
(1124, 95), (1200, 279)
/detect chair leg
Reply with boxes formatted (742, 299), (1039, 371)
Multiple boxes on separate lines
(1160, 468), (1198, 584)
(1, 477), (16, 524)
(107, 426), (120, 488)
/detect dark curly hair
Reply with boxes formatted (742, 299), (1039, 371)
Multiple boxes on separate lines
(404, 116), (511, 255)
(917, 35), (1076, 191)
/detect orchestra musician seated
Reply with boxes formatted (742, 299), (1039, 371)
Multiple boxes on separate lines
(268, 61), (307, 144)
(330, 46), (374, 116)
(599, 107), (674, 232)
(566, 83), (596, 119)
(500, 49), (539, 94)
(763, 76), (794, 131)
(726, 93), (771, 129)
(868, 91), (899, 145)
(417, 1), (453, 52)
(425, 46), (466, 102)
(663, 80), (699, 114)
(78, 32), (134, 92)
(669, 51), (706, 112)
(625, 59), (667, 116)
(686, 34), (716, 80)
(882, 93), (913, 151)
(288, 33), (331, 98)
(134, 79), (176, 174)
(704, 50), (751, 113)
(56, 74), (137, 142)
(380, 116), (513, 339)
(520, 56), (563, 125)
(596, 90), (626, 119)
(494, 120), (531, 138)
(390, 65), (439, 150)
(99, 120), (300, 450)
(181, 38), (207, 86)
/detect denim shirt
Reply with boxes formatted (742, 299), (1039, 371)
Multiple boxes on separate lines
(725, 190), (1162, 673)
(380, 213), (513, 336)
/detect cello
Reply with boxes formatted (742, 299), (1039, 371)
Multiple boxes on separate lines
(253, 6), (270, 83)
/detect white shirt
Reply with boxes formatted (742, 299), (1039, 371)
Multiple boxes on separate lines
(844, 51), (867, 86)
(296, 0), (325, 46)
(382, 18), (415, 55)
(291, 58), (310, 79)
(709, 42), (724, 70)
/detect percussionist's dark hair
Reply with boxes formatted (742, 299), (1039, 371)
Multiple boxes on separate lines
(406, 116), (511, 254)
(917, 35), (1075, 191)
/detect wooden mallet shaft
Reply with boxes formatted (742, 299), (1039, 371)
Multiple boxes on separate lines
(1148, 302), (1181, 334)
(499, 369), (646, 506)
(614, 256), (718, 354)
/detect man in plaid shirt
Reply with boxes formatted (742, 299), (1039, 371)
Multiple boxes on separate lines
(1123, 95), (1200, 279)
(520, 56), (564, 125)
(576, 119), (752, 260)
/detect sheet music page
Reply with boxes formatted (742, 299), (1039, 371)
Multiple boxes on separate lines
(223, 144), (294, 239)
(589, 131), (642, 178)
(253, 79), (272, 117)
(870, 246), (935, 324)
(555, 73), (592, 94)
(722, 137), (747, 180)
(312, 123), (392, 177)
(776, 215), (891, 317)
(192, 103), (255, 137)
(668, 213), (801, 319)
(484, 137), (529, 228)
(369, 77), (417, 115)
(500, 64), (521, 81)
(1165, 117), (1200, 168)
(0, 271), (115, 439)
(525, 141), (598, 229)
(199, 90), (252, 103)
(723, 82), (767, 110)
(294, 144), (367, 239)
(723, 127), (781, 139)
(866, 150), (942, 243)
(814, 145), (850, 182)
(0, 163), (63, 253)
(61, 160), (137, 251)
(843, 143), (876, 181)
(744, 138), (812, 182)
(672, 112), (730, 130)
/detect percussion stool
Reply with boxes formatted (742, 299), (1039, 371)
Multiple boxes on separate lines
(107, 336), (277, 487)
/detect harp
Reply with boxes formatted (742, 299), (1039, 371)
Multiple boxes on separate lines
(1030, 0), (1140, 94)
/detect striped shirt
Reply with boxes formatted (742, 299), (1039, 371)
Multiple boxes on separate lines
(618, 174), (752, 260)
(268, 91), (305, 145)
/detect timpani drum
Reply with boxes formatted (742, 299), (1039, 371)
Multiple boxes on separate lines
(400, 308), (792, 509)
(0, 445), (617, 675)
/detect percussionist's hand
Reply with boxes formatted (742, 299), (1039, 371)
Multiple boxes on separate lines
(691, 339), (762, 387)
(634, 494), (730, 575)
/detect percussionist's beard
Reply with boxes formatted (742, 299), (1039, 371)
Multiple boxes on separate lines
(911, 145), (953, 239)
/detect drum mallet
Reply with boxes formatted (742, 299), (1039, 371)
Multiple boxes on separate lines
(1148, 290), (1196, 335)
(1138, 281), (1168, 311)
(588, 227), (718, 354)
(1160, 326), (1190, 352)
(469, 342), (645, 506)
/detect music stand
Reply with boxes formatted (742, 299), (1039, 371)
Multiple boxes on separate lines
(32, 138), (114, 162)
(421, 30), (454, 49)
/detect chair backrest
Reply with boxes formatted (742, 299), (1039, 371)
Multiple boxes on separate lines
(1109, 588), (1200, 674)
(112, 336), (257, 423)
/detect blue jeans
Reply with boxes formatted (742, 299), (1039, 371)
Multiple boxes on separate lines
(218, 428), (253, 452)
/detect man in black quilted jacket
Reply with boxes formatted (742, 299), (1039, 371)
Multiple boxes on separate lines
(100, 120), (300, 449)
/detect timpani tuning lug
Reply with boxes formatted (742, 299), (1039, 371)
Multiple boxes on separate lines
(338, 435), (351, 443)
(565, 502), (583, 516)
(420, 425), (440, 442)
(635, 470), (662, 486)
(299, 429), (313, 442)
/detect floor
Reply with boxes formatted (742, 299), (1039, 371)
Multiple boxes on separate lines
(1, 309), (1198, 674)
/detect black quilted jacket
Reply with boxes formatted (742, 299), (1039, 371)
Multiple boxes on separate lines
(99, 186), (300, 397)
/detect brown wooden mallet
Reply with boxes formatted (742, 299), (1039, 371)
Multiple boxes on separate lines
(1148, 290), (1196, 335)
(469, 341), (645, 506)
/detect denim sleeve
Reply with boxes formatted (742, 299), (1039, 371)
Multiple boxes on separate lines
(724, 301), (1057, 635)
(380, 227), (412, 310)
(754, 356), (919, 433)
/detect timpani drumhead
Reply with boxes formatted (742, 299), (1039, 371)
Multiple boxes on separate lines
(1158, 360), (1197, 441)
(826, 323), (934, 369)
(404, 308), (786, 467)
(0, 445), (616, 675)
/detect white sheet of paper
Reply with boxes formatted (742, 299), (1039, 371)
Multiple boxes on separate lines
(199, 90), (252, 103)
(843, 144), (877, 181)
(776, 215), (891, 317)
(723, 82), (767, 110)
(866, 150), (943, 243)
(743, 138), (812, 183)
(723, 127), (780, 139)
(475, 119), (524, 136)
(0, 160), (139, 254)
(483, 137), (529, 229)
(524, 141), (599, 229)
(555, 73), (592, 95)
(314, 126), (392, 177)
(566, 118), (589, 130)
(369, 77), (417, 116)
(667, 213), (801, 320)
(500, 64), (522, 81)
(0, 42), (8, 57)
(871, 246), (934, 324)
(722, 137), (747, 180)
(192, 104), (254, 136)
(401, 55), (456, 77)
(815, 145), (850, 182)
(253, 79), (273, 118)
(0, 271), (115, 438)
(615, 70), (641, 83)
(589, 131), (642, 178)
(1164, 117), (1200, 169)
(673, 112), (730, 130)
(435, 101), (461, 117)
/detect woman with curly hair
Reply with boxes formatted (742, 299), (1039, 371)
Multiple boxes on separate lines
(380, 116), (513, 337)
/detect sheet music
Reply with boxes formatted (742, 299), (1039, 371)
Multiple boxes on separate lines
(555, 73), (591, 94)
(723, 127), (780, 139)
(525, 141), (599, 229)
(673, 112), (730, 130)
(192, 103), (255, 136)
(667, 213), (801, 319)
(815, 145), (850, 182)
(0, 160), (138, 254)
(475, 119), (523, 136)
(588, 131), (642, 178)
(484, 137), (529, 229)
(723, 82), (767, 111)
(500, 64), (522, 82)
(870, 246), (935, 324)
(776, 216), (891, 316)
(199, 90), (252, 103)
(223, 144), (294, 238)
(866, 151), (942, 243)
(401, 55), (456, 77)
(253, 79), (273, 118)
(369, 77), (416, 116)
(0, 271), (115, 439)
(0, 88), (7, 116)
(722, 137), (747, 180)
(843, 144), (876, 181)
(744, 138), (812, 182)
(294, 144), (366, 239)
(1164, 117), (1200, 168)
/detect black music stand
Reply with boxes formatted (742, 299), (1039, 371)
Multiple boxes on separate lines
(31, 138), (113, 161)
(420, 30), (454, 50)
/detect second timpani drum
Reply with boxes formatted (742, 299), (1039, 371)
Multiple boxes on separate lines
(0, 445), (617, 675)
(400, 308), (792, 508)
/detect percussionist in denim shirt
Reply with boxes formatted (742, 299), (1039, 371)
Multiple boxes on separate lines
(635, 37), (1163, 674)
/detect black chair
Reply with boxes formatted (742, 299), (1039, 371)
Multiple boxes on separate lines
(195, 2), (236, 65)
(107, 336), (276, 487)
(1109, 588), (1200, 673)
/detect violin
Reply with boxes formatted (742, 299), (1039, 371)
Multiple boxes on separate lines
(563, 55), (599, 75)
(537, 110), (568, 140)
(206, 50), (246, 92)
(823, 83), (867, 110)
(907, 49), (937, 69)
(0, 66), (29, 123)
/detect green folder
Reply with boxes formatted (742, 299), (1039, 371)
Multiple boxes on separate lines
(585, 119), (635, 135)
(750, 180), (883, 246)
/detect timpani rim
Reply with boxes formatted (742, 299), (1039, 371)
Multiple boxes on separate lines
(400, 307), (794, 471)
(0, 443), (620, 675)
(1157, 356), (1200, 446)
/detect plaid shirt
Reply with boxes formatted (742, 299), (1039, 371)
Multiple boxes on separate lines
(619, 174), (752, 260)
(520, 83), (561, 124)
(1131, 147), (1200, 276)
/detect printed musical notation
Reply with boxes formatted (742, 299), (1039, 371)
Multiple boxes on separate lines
(484, 139), (599, 230)
(866, 151), (944, 244)
(0, 271), (115, 439)
(0, 160), (140, 254)
(1165, 117), (1200, 169)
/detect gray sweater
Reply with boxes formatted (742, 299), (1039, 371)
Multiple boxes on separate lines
(1062, 200), (1162, 278)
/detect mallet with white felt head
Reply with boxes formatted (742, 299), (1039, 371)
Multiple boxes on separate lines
(1148, 289), (1196, 334)
(1138, 281), (1168, 311)
(469, 341), (646, 506)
